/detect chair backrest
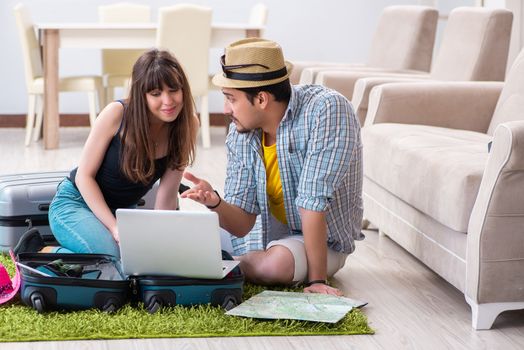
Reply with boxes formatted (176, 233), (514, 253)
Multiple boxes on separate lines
(366, 5), (438, 72)
(249, 3), (268, 37)
(98, 3), (151, 77)
(156, 4), (212, 97)
(249, 3), (268, 25)
(431, 7), (513, 81)
(13, 3), (42, 90)
(487, 48), (524, 135)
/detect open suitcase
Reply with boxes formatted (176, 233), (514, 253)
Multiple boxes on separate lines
(17, 252), (129, 313)
(16, 229), (243, 313)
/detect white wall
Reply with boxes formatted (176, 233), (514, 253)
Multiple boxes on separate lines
(504, 0), (524, 68)
(1, 0), (428, 114)
(0, 0), (490, 115)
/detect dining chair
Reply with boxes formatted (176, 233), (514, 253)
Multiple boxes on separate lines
(157, 4), (212, 148)
(14, 3), (103, 146)
(249, 3), (268, 36)
(98, 3), (151, 107)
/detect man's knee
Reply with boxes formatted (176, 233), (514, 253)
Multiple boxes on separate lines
(243, 246), (295, 284)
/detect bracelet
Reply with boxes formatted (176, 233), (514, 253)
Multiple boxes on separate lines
(305, 279), (329, 287)
(206, 190), (222, 209)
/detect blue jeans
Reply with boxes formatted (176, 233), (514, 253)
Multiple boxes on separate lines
(48, 179), (120, 258)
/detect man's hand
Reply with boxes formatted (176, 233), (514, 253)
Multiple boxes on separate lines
(180, 172), (221, 208)
(304, 282), (343, 296)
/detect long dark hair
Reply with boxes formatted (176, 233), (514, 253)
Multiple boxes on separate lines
(121, 49), (197, 184)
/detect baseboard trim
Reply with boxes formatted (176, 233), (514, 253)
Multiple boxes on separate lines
(0, 113), (230, 128)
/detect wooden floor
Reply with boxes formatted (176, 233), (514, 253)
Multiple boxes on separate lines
(1, 127), (523, 350)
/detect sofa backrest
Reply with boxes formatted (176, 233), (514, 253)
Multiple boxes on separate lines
(367, 6), (438, 72)
(487, 48), (524, 135)
(431, 7), (512, 82)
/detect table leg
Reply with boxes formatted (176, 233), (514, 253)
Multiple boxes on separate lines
(43, 29), (60, 150)
(246, 29), (260, 38)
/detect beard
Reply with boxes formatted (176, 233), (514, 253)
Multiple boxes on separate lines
(228, 115), (252, 134)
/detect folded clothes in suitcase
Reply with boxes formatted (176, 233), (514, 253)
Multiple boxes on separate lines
(15, 229), (244, 313)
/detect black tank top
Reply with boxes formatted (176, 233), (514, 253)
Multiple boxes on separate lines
(69, 101), (167, 209)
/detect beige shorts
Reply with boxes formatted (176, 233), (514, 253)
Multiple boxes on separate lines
(266, 235), (348, 283)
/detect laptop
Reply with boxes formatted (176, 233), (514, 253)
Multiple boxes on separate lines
(116, 209), (240, 279)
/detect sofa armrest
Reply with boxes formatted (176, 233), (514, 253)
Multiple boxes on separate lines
(288, 61), (365, 85)
(300, 66), (425, 85)
(292, 63), (366, 84)
(466, 121), (524, 304)
(365, 81), (504, 133)
(315, 70), (428, 101)
(353, 76), (435, 122)
(352, 76), (430, 124)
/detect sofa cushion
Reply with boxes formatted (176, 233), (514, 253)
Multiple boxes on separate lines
(363, 124), (492, 232)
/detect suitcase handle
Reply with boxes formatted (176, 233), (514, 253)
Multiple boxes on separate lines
(38, 203), (50, 212)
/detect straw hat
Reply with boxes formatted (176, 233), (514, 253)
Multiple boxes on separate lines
(212, 38), (293, 88)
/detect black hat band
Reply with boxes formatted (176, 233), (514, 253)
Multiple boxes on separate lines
(223, 66), (288, 81)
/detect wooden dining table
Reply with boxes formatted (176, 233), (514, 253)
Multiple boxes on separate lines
(36, 22), (262, 149)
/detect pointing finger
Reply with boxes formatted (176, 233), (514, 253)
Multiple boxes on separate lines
(183, 171), (200, 184)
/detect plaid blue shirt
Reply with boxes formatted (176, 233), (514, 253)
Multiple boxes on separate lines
(224, 85), (364, 255)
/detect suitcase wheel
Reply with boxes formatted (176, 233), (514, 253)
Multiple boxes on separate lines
(101, 298), (119, 313)
(221, 295), (238, 311)
(146, 296), (162, 314)
(30, 292), (46, 313)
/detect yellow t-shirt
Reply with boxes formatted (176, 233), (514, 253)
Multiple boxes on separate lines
(262, 133), (287, 225)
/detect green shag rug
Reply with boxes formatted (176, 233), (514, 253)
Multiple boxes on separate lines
(0, 254), (373, 342)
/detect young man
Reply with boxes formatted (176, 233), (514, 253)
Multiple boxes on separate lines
(182, 38), (363, 295)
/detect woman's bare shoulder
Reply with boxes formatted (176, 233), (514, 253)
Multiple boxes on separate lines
(95, 101), (126, 130)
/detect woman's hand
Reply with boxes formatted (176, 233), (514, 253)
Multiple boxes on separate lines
(180, 172), (221, 208)
(110, 226), (120, 244)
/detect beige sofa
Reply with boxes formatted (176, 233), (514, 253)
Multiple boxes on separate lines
(288, 5), (438, 84)
(316, 7), (513, 124)
(361, 48), (524, 329)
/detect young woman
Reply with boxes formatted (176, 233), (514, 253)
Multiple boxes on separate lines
(48, 49), (198, 258)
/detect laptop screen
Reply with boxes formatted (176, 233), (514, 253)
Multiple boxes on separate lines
(116, 209), (228, 279)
